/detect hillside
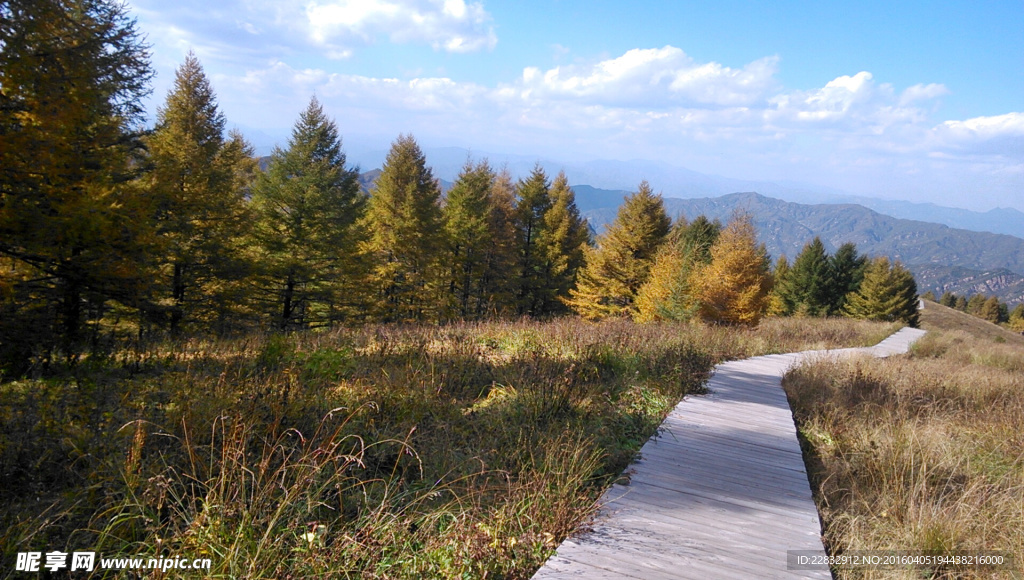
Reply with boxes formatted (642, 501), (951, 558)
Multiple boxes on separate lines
(919, 299), (1024, 345)
(577, 190), (1024, 305)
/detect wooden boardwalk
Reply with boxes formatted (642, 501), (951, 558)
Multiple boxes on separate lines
(532, 327), (928, 579)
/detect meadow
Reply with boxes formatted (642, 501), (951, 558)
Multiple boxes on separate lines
(1, 317), (895, 578)
(784, 302), (1024, 579)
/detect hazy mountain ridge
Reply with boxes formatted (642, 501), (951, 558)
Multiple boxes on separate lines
(310, 140), (1023, 235)
(577, 190), (1024, 305)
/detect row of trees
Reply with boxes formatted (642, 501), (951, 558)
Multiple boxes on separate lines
(0, 0), (593, 372)
(562, 192), (920, 328)
(0, 0), (922, 376)
(931, 291), (1024, 330)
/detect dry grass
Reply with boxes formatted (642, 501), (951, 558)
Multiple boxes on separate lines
(784, 303), (1024, 579)
(1, 316), (893, 578)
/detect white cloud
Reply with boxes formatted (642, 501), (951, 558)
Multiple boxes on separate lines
(938, 112), (1024, 140)
(514, 47), (778, 107)
(303, 0), (496, 56)
(204, 45), (1020, 208)
(132, 0), (496, 62)
(929, 112), (1024, 158)
(899, 83), (949, 105)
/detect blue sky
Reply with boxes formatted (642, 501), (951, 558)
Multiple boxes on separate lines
(128, 0), (1023, 211)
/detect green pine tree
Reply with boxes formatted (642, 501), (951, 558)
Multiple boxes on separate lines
(250, 97), (366, 330)
(512, 165), (553, 316)
(824, 242), (867, 315)
(442, 159), (497, 320)
(939, 292), (958, 308)
(966, 294), (987, 316)
(567, 181), (671, 320)
(979, 296), (1004, 324)
(779, 237), (832, 316)
(362, 134), (443, 322)
(842, 256), (920, 327)
(148, 52), (254, 336)
(476, 169), (520, 318)
(536, 171), (590, 315)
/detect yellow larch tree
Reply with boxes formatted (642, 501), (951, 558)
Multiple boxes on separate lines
(694, 215), (773, 326)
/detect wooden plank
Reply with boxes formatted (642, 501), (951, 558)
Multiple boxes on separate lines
(531, 327), (926, 579)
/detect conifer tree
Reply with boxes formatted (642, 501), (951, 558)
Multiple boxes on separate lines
(633, 215), (720, 323)
(966, 294), (987, 316)
(512, 165), (553, 316)
(567, 181), (671, 320)
(0, 0), (153, 367)
(148, 52), (254, 336)
(476, 169), (519, 318)
(442, 159), (496, 319)
(825, 242), (867, 315)
(954, 295), (968, 311)
(843, 257), (920, 326)
(683, 215), (722, 265)
(939, 292), (958, 308)
(766, 256), (792, 316)
(780, 237), (832, 316)
(250, 97), (365, 329)
(979, 296), (1004, 324)
(693, 215), (772, 326)
(536, 171), (590, 314)
(362, 134), (443, 322)
(1008, 304), (1024, 331)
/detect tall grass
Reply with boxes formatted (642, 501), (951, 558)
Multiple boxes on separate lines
(1, 316), (893, 578)
(784, 315), (1024, 579)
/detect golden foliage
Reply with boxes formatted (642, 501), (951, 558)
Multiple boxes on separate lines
(694, 216), (772, 326)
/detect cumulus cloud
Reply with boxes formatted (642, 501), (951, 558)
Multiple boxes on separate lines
(515, 46), (778, 108)
(303, 0), (497, 56)
(206, 44), (1019, 207)
(899, 83), (949, 105)
(930, 112), (1024, 157)
(939, 112), (1024, 140)
(132, 0), (496, 61)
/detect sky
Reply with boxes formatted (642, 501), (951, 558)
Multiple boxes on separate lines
(127, 0), (1024, 211)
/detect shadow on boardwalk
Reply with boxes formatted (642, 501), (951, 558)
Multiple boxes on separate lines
(532, 327), (927, 580)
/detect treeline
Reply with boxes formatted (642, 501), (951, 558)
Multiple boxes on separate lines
(0, 0), (921, 377)
(0, 37), (593, 372)
(564, 190), (920, 328)
(928, 291), (1024, 330)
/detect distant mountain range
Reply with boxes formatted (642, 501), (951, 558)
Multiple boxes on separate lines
(575, 189), (1024, 306)
(387, 147), (1024, 238)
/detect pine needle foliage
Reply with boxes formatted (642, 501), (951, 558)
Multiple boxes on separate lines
(693, 215), (772, 326)
(477, 169), (520, 318)
(778, 237), (831, 316)
(0, 0), (153, 367)
(825, 242), (867, 315)
(537, 171), (590, 315)
(442, 161), (497, 319)
(842, 256), (920, 327)
(567, 181), (671, 320)
(766, 256), (791, 316)
(512, 165), (553, 316)
(362, 134), (443, 323)
(250, 97), (366, 330)
(633, 215), (721, 323)
(148, 52), (255, 336)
